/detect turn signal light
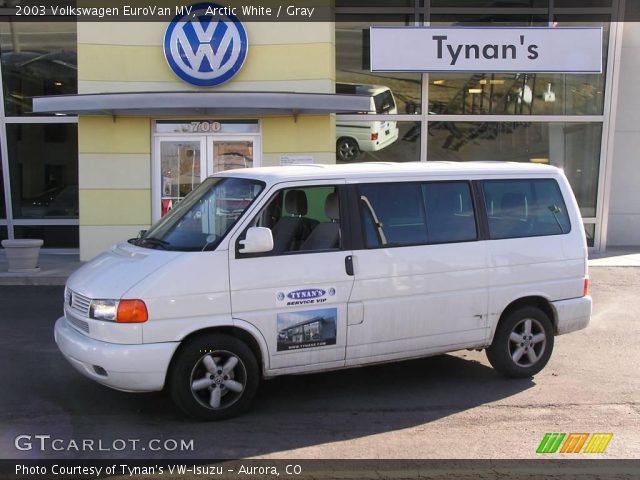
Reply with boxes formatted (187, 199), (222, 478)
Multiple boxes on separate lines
(371, 132), (379, 141)
(583, 278), (590, 297)
(116, 299), (148, 323)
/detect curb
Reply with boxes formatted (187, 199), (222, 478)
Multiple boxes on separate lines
(0, 276), (68, 286)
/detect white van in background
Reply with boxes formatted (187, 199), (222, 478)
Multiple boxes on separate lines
(335, 83), (399, 162)
(55, 162), (591, 420)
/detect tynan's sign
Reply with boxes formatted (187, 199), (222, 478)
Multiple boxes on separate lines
(164, 3), (248, 86)
(370, 27), (602, 73)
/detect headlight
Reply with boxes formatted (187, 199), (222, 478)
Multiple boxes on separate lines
(88, 299), (148, 323)
(89, 299), (118, 321)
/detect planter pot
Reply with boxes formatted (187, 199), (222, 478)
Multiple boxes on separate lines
(1, 239), (44, 273)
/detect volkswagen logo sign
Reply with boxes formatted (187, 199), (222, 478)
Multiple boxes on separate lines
(163, 3), (248, 87)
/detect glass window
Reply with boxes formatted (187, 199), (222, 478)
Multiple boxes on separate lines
(0, 226), (7, 242)
(336, 121), (421, 163)
(482, 179), (571, 239)
(359, 181), (477, 247)
(430, 1), (549, 6)
(584, 224), (595, 247)
(247, 186), (341, 254)
(427, 122), (602, 217)
(336, 16), (422, 115)
(0, 21), (77, 115)
(0, 156), (6, 218)
(13, 226), (78, 248)
(160, 140), (202, 217)
(7, 123), (78, 219)
(428, 16), (609, 115)
(359, 183), (428, 247)
(554, 0), (612, 6)
(423, 182), (477, 243)
(337, 1), (418, 6)
(213, 141), (253, 172)
(138, 177), (264, 252)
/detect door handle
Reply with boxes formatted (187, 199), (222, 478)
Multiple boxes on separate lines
(345, 255), (354, 276)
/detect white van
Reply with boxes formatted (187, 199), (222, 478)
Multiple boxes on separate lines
(55, 162), (591, 420)
(335, 83), (399, 162)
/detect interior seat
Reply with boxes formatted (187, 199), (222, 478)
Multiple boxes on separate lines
(300, 192), (340, 251)
(271, 190), (315, 253)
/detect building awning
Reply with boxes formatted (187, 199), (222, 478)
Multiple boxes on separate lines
(32, 91), (372, 116)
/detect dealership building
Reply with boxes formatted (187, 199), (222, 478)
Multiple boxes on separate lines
(0, 0), (638, 260)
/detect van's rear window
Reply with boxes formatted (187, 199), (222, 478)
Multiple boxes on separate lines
(374, 90), (395, 114)
(482, 179), (571, 239)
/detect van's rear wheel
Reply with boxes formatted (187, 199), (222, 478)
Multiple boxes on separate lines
(337, 137), (360, 162)
(486, 307), (554, 378)
(169, 333), (259, 420)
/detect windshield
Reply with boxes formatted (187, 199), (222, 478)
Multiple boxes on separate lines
(133, 177), (264, 251)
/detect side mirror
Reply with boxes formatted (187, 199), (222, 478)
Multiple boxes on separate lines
(239, 227), (274, 254)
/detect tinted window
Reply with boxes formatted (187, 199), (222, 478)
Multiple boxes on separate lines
(374, 90), (395, 114)
(358, 181), (477, 248)
(483, 179), (571, 239)
(7, 124), (78, 219)
(423, 182), (477, 243)
(0, 22), (77, 116)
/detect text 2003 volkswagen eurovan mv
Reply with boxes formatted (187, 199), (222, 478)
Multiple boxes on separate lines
(55, 162), (591, 420)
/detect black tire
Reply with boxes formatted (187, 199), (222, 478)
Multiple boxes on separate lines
(486, 306), (554, 378)
(336, 137), (360, 162)
(169, 333), (259, 421)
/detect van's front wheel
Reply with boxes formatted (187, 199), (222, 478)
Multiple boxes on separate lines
(486, 307), (554, 378)
(169, 333), (259, 420)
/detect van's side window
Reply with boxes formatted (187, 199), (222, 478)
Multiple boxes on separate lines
(482, 179), (571, 239)
(247, 186), (341, 254)
(423, 182), (477, 243)
(358, 181), (477, 248)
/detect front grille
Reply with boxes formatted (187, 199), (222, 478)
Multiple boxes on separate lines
(67, 315), (90, 334)
(69, 290), (91, 316)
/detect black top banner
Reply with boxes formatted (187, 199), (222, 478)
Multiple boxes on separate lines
(0, 0), (638, 22)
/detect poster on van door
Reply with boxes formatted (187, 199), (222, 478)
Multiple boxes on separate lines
(277, 308), (337, 352)
(276, 287), (336, 307)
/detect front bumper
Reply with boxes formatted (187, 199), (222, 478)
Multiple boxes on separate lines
(552, 296), (592, 335)
(54, 317), (179, 392)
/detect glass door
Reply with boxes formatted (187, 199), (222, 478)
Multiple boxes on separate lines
(154, 136), (206, 218)
(208, 136), (261, 174)
(153, 132), (261, 221)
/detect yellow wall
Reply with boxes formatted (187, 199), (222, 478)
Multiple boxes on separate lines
(78, 43), (333, 84)
(77, 21), (335, 260)
(78, 116), (152, 260)
(77, 22), (335, 94)
(261, 116), (335, 166)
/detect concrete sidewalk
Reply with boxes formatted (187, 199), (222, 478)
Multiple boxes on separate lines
(588, 248), (640, 267)
(0, 252), (82, 286)
(0, 247), (639, 286)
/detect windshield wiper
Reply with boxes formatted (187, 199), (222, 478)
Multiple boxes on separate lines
(140, 237), (171, 249)
(128, 229), (148, 246)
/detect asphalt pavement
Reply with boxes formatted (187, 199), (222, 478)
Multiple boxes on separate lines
(0, 267), (638, 460)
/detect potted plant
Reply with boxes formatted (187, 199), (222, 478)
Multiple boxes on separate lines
(1, 239), (44, 273)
